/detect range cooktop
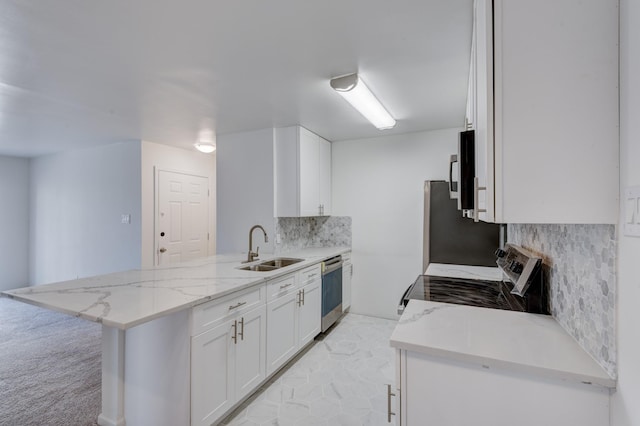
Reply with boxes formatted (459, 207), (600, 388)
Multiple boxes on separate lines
(398, 244), (550, 315)
(404, 275), (525, 312)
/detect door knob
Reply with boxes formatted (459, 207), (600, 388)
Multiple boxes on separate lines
(159, 247), (167, 253)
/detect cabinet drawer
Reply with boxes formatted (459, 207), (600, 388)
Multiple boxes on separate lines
(299, 264), (322, 286)
(192, 286), (264, 336)
(266, 274), (298, 301)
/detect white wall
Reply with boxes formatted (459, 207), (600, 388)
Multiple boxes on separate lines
(332, 128), (459, 319)
(216, 129), (275, 254)
(0, 156), (30, 291)
(612, 1), (640, 424)
(140, 141), (216, 268)
(29, 142), (142, 285)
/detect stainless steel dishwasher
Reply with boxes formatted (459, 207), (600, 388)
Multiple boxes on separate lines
(321, 255), (343, 332)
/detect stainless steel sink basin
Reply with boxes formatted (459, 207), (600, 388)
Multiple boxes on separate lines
(239, 264), (278, 272)
(238, 257), (304, 272)
(258, 257), (304, 268)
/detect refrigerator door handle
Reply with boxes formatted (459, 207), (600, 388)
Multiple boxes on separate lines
(449, 154), (459, 200)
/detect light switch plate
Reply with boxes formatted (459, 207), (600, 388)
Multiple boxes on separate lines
(624, 186), (640, 237)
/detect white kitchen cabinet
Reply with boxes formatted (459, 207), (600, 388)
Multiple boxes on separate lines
(234, 305), (267, 401)
(191, 319), (234, 426)
(297, 267), (321, 346)
(342, 252), (352, 312)
(467, 0), (618, 224)
(275, 126), (332, 217)
(396, 349), (610, 426)
(266, 265), (322, 375)
(191, 287), (266, 426)
(266, 276), (299, 375)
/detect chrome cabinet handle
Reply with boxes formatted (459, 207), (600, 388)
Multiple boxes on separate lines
(387, 384), (396, 423)
(238, 317), (244, 341)
(229, 301), (247, 310)
(301, 288), (305, 306)
(297, 290), (302, 307)
(231, 320), (238, 344)
(159, 247), (167, 253)
(473, 176), (487, 223)
(280, 283), (293, 290)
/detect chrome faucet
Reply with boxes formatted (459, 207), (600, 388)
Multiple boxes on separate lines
(245, 225), (268, 263)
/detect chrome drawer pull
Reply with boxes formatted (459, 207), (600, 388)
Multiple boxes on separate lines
(231, 320), (238, 344)
(280, 283), (293, 290)
(229, 301), (247, 310)
(387, 384), (396, 423)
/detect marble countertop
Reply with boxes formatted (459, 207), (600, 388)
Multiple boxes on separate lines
(1, 247), (350, 330)
(390, 299), (615, 389)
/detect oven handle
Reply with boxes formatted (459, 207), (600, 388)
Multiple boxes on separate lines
(397, 282), (417, 315)
(322, 256), (343, 275)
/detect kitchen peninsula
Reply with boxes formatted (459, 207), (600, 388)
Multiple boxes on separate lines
(2, 247), (350, 426)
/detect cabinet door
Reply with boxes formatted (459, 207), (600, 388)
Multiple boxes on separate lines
(298, 280), (321, 347)
(299, 127), (321, 216)
(342, 262), (352, 312)
(235, 305), (267, 401)
(266, 291), (299, 375)
(473, 0), (495, 222)
(318, 137), (332, 216)
(191, 320), (235, 426)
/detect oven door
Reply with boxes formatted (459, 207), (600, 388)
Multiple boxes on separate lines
(321, 256), (343, 332)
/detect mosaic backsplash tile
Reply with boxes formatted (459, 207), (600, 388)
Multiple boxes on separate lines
(275, 216), (351, 253)
(508, 224), (617, 378)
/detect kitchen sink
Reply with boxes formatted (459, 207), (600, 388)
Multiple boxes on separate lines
(238, 257), (304, 272)
(240, 264), (279, 272)
(258, 257), (304, 268)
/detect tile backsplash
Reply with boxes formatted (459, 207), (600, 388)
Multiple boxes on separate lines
(274, 216), (351, 253)
(508, 224), (617, 378)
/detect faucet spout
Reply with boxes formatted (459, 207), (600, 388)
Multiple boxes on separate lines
(246, 225), (268, 263)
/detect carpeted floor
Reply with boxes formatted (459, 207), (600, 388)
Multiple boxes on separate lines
(0, 297), (101, 426)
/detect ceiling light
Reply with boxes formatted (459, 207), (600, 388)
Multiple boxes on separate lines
(194, 142), (216, 153)
(330, 73), (396, 130)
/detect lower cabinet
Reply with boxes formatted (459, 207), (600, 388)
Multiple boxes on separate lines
(265, 289), (299, 374)
(191, 289), (266, 426)
(297, 276), (321, 347)
(191, 260), (329, 425)
(266, 264), (322, 376)
(396, 349), (610, 426)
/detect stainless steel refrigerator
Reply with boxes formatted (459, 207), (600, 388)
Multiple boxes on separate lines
(422, 180), (502, 272)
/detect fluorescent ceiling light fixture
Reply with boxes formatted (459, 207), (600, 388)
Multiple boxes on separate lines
(330, 73), (396, 130)
(194, 142), (216, 153)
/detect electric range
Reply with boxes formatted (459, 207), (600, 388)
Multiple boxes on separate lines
(398, 243), (549, 315)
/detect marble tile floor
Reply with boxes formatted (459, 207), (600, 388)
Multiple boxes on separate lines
(220, 313), (398, 426)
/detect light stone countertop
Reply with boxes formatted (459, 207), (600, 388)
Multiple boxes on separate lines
(390, 299), (615, 389)
(1, 247), (350, 330)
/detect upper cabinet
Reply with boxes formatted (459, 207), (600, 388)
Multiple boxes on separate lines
(275, 126), (332, 217)
(467, 0), (618, 224)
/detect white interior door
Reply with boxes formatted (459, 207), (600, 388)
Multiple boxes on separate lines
(157, 170), (209, 266)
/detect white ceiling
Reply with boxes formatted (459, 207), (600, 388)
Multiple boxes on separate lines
(0, 0), (473, 157)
